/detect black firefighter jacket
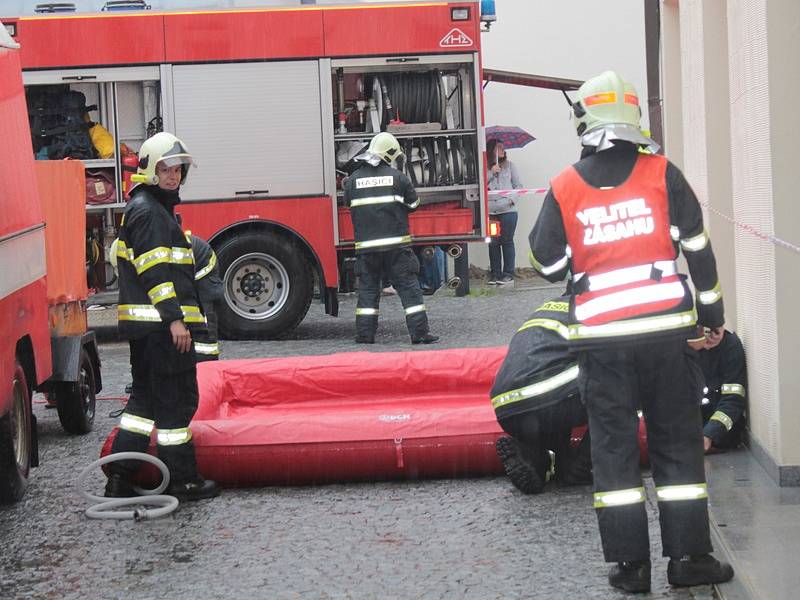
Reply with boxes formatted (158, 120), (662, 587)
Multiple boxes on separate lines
(116, 185), (206, 339)
(699, 330), (747, 447)
(344, 162), (419, 254)
(491, 298), (580, 421)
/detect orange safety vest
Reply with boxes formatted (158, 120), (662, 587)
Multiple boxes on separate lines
(552, 154), (688, 327)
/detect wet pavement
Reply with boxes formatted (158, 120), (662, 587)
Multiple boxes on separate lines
(1, 281), (718, 599)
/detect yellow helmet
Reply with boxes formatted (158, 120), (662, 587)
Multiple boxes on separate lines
(572, 71), (642, 136)
(131, 132), (194, 186)
(367, 132), (404, 165)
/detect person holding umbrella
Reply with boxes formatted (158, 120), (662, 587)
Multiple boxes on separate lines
(486, 130), (528, 285)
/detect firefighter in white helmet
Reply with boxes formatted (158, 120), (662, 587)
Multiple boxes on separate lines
(344, 132), (438, 344)
(107, 132), (219, 502)
(528, 71), (732, 592)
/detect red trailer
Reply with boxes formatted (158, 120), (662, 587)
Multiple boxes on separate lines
(3, 1), (492, 339)
(0, 26), (101, 503)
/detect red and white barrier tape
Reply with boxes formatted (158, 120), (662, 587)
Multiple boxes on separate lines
(700, 200), (800, 256)
(488, 188), (548, 197)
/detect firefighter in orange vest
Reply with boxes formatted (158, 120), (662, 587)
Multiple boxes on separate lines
(529, 71), (733, 593)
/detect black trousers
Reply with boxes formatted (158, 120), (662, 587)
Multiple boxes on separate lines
(110, 329), (200, 483)
(356, 248), (430, 341)
(579, 339), (712, 562)
(497, 394), (588, 479)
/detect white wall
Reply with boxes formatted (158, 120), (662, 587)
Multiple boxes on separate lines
(471, 0), (649, 271)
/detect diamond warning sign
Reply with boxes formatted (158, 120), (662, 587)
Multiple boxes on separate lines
(439, 28), (473, 48)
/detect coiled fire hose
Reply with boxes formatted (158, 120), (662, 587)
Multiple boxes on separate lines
(77, 452), (179, 521)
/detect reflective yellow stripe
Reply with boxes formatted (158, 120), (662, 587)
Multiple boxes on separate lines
(492, 365), (579, 410)
(355, 308), (379, 316)
(528, 249), (568, 275)
(593, 487), (646, 508)
(119, 413), (155, 435)
(517, 318), (570, 339)
(116, 240), (134, 262)
(721, 383), (745, 397)
(404, 304), (426, 315)
(194, 342), (220, 356)
(148, 281), (177, 305)
(350, 195), (405, 207)
(569, 310), (696, 340)
(156, 427), (192, 446)
(355, 235), (412, 250)
(710, 411), (734, 431)
(134, 246), (171, 274)
(680, 229), (709, 252)
(195, 251), (217, 280)
(118, 304), (206, 324)
(656, 483), (708, 501)
(575, 280), (686, 322)
(171, 247), (194, 265)
(697, 280), (722, 305)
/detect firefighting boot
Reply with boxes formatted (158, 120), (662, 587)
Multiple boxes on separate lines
(494, 436), (544, 494)
(667, 554), (734, 587)
(167, 478), (220, 502)
(104, 473), (136, 498)
(608, 560), (651, 593)
(411, 333), (440, 345)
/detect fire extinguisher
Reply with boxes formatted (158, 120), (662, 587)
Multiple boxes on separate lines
(120, 145), (139, 200)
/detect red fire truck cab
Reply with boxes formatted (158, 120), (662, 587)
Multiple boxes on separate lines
(4, 1), (490, 339)
(1, 25), (101, 503)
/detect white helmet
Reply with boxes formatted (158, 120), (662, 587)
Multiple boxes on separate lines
(131, 132), (194, 187)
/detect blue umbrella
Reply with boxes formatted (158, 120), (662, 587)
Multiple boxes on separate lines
(485, 125), (536, 149)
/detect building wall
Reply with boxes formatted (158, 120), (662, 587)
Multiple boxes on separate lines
(471, 1), (649, 272)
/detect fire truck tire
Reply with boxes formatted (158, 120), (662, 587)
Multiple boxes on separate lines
(54, 349), (96, 435)
(216, 232), (314, 339)
(0, 361), (32, 503)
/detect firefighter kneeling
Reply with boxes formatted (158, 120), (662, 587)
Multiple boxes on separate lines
(107, 132), (218, 502)
(344, 132), (438, 345)
(491, 297), (591, 493)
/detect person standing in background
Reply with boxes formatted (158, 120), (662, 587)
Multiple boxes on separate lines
(487, 139), (523, 285)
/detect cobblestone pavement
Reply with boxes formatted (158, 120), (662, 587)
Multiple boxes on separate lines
(0, 282), (713, 600)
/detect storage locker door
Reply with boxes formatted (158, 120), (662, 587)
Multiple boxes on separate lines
(172, 61), (324, 201)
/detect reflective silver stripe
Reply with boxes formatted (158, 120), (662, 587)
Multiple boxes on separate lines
(697, 281), (722, 305)
(133, 246), (171, 274)
(517, 318), (570, 339)
(118, 304), (206, 324)
(721, 383), (745, 397)
(194, 342), (220, 356)
(404, 304), (427, 315)
(355, 235), (412, 250)
(670, 225), (680, 241)
(156, 427), (193, 446)
(115, 240), (135, 262)
(680, 229), (710, 252)
(528, 249), (568, 275)
(195, 251), (217, 280)
(355, 308), (379, 316)
(119, 413), (155, 435)
(407, 197), (421, 209)
(581, 260), (677, 292)
(710, 411), (734, 431)
(593, 487), (645, 508)
(656, 483), (708, 501)
(570, 310), (696, 339)
(350, 195), (405, 207)
(491, 365), (579, 409)
(148, 281), (177, 305)
(171, 247), (194, 265)
(574, 280), (686, 322)
(0, 225), (46, 299)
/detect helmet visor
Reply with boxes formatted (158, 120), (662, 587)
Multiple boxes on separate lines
(159, 155), (195, 168)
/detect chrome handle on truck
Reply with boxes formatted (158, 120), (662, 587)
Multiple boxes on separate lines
(234, 190), (270, 196)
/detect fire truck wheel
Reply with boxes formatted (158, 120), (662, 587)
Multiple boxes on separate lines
(216, 232), (314, 339)
(0, 361), (32, 503)
(54, 349), (96, 435)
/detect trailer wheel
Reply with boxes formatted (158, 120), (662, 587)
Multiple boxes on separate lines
(54, 348), (96, 435)
(216, 232), (314, 339)
(0, 361), (32, 503)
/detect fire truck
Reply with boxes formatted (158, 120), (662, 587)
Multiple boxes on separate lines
(3, 0), (499, 339)
(0, 24), (101, 503)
